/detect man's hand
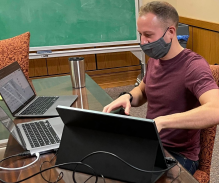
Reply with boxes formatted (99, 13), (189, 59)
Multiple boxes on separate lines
(103, 81), (147, 114)
(103, 94), (131, 115)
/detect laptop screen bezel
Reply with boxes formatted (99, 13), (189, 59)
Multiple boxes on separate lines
(0, 61), (36, 116)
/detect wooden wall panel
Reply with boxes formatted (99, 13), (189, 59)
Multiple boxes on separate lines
(193, 27), (219, 65)
(179, 16), (219, 33)
(47, 57), (68, 75)
(96, 52), (140, 69)
(29, 59), (48, 77)
(83, 54), (97, 71)
(47, 54), (96, 75)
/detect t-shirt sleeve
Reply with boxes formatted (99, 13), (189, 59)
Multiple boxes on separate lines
(185, 58), (218, 99)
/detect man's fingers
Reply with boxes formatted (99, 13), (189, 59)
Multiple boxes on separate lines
(106, 105), (120, 113)
(124, 104), (131, 115)
(102, 105), (109, 113)
(103, 102), (123, 113)
(103, 96), (131, 114)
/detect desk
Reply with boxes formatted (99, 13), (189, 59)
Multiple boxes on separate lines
(0, 75), (198, 183)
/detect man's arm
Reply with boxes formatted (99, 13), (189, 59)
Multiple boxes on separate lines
(130, 80), (147, 107)
(155, 89), (219, 132)
(103, 80), (147, 114)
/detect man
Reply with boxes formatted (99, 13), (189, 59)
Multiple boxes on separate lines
(103, 1), (219, 175)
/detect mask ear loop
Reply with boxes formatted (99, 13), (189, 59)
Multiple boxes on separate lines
(162, 27), (173, 45)
(162, 27), (170, 37)
(140, 27), (170, 44)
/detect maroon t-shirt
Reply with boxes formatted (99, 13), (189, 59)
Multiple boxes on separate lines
(143, 49), (218, 161)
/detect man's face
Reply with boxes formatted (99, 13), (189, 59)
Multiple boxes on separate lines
(137, 13), (168, 45)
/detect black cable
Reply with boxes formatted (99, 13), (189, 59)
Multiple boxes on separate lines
(0, 151), (31, 165)
(0, 162), (98, 183)
(83, 175), (93, 183)
(0, 150), (178, 183)
(54, 172), (63, 183)
(79, 151), (177, 173)
(82, 174), (106, 183)
(171, 163), (181, 183)
(40, 151), (62, 183)
(72, 151), (177, 183)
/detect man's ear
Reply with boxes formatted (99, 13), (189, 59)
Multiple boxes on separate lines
(168, 26), (176, 38)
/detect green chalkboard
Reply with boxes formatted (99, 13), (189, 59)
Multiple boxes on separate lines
(0, 0), (138, 49)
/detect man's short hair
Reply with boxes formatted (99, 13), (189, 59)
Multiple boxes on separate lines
(139, 1), (179, 29)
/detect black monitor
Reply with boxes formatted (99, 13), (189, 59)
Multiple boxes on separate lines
(55, 105), (168, 183)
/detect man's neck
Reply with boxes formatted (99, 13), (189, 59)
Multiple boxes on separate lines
(161, 40), (184, 60)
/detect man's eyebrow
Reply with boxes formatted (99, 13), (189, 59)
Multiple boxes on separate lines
(137, 30), (154, 34)
(142, 31), (154, 34)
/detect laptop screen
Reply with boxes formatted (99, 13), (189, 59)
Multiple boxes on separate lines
(0, 66), (35, 113)
(0, 107), (24, 148)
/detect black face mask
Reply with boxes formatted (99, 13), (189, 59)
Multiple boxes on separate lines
(140, 27), (172, 59)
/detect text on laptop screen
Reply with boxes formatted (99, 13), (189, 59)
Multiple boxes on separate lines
(0, 69), (34, 113)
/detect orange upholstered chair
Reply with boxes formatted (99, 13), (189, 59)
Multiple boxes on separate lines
(0, 32), (30, 78)
(193, 65), (219, 183)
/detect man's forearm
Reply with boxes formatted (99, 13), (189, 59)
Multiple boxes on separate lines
(155, 103), (219, 132)
(130, 86), (147, 107)
(154, 89), (219, 133)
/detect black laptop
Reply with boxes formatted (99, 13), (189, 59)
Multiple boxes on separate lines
(55, 105), (168, 183)
(0, 61), (78, 117)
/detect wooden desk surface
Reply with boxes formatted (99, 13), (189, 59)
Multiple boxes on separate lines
(0, 75), (198, 183)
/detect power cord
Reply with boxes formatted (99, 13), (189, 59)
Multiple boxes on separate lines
(72, 151), (178, 183)
(170, 163), (181, 183)
(0, 151), (40, 171)
(165, 157), (182, 183)
(40, 150), (63, 183)
(0, 161), (98, 183)
(79, 151), (177, 173)
(0, 150), (97, 183)
(0, 150), (179, 183)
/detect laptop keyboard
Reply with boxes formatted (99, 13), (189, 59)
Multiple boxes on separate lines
(20, 96), (59, 115)
(22, 120), (60, 148)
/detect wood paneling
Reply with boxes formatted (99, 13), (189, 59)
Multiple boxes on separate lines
(47, 57), (68, 75)
(193, 27), (219, 65)
(83, 54), (97, 71)
(91, 70), (141, 88)
(96, 52), (140, 69)
(46, 54), (96, 75)
(29, 59), (48, 77)
(179, 16), (219, 32)
(87, 65), (141, 76)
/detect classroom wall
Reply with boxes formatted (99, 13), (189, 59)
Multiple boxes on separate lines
(142, 0), (219, 23)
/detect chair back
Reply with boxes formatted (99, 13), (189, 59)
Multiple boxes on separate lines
(0, 32), (30, 78)
(198, 65), (219, 175)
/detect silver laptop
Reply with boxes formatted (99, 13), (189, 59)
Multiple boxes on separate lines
(0, 61), (78, 117)
(0, 106), (64, 155)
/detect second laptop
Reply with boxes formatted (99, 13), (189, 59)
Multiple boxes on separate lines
(0, 61), (78, 117)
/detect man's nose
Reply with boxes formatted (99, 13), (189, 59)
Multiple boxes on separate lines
(140, 36), (149, 44)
